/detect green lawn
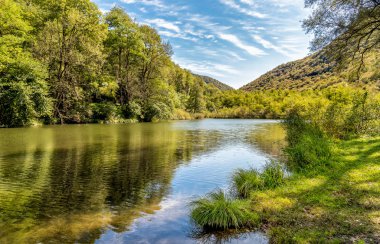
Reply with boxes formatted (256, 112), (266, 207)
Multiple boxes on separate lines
(250, 137), (380, 243)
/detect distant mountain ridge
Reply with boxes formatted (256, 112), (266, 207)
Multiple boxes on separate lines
(193, 74), (234, 91)
(240, 52), (380, 91)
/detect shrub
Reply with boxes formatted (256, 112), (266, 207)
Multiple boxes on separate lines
(142, 101), (172, 122)
(190, 190), (258, 230)
(122, 101), (142, 120)
(284, 110), (332, 170)
(0, 82), (51, 127)
(91, 102), (119, 121)
(233, 168), (263, 198)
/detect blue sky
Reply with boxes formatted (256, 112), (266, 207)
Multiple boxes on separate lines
(94, 0), (312, 88)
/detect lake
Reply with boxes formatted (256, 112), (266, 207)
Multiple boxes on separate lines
(0, 119), (286, 243)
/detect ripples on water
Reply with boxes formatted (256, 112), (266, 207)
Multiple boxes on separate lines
(0, 119), (285, 243)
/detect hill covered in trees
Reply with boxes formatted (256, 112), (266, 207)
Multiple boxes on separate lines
(240, 51), (380, 91)
(193, 74), (234, 91)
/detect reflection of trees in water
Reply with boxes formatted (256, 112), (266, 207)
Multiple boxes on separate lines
(0, 124), (222, 243)
(190, 228), (267, 244)
(246, 124), (287, 159)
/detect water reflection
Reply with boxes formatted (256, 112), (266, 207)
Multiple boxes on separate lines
(0, 120), (285, 243)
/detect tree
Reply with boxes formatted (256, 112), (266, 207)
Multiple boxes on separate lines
(187, 81), (206, 114)
(34, 0), (107, 123)
(0, 0), (51, 127)
(303, 0), (380, 72)
(104, 7), (144, 106)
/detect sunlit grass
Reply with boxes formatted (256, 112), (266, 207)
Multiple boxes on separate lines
(232, 161), (285, 198)
(232, 168), (262, 198)
(190, 189), (259, 230)
(251, 137), (380, 242)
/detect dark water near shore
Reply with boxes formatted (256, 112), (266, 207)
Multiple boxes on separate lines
(0, 119), (285, 243)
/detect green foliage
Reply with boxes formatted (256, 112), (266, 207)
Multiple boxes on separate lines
(233, 161), (285, 198)
(303, 0), (380, 72)
(1, 0), (379, 128)
(233, 168), (262, 198)
(193, 74), (234, 91)
(0, 82), (51, 127)
(284, 110), (332, 171)
(34, 0), (107, 123)
(261, 161), (285, 189)
(90, 102), (119, 122)
(240, 48), (380, 92)
(0, 0), (52, 127)
(190, 190), (258, 230)
(142, 101), (172, 122)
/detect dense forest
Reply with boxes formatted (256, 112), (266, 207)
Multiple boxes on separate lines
(241, 51), (380, 91)
(0, 0), (229, 127)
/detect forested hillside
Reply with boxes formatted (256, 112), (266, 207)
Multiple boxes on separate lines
(193, 74), (234, 91)
(241, 51), (380, 91)
(0, 0), (221, 127)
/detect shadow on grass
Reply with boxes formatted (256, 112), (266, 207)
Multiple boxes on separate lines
(252, 137), (380, 242)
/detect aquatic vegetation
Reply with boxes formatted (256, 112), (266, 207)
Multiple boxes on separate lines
(190, 190), (258, 230)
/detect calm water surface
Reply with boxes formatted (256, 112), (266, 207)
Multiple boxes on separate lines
(0, 119), (285, 243)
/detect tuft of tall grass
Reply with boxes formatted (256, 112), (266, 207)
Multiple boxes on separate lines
(261, 161), (285, 189)
(232, 161), (285, 198)
(233, 168), (262, 198)
(190, 189), (258, 230)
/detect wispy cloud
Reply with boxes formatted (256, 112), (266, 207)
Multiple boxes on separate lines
(252, 35), (291, 57)
(220, 0), (266, 18)
(158, 30), (198, 42)
(174, 57), (239, 78)
(218, 33), (266, 56)
(121, 0), (164, 8)
(144, 18), (181, 33)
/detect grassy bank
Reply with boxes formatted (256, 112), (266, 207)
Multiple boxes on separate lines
(253, 137), (380, 242)
(191, 136), (380, 242)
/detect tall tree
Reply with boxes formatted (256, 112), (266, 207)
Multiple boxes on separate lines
(104, 7), (144, 105)
(0, 0), (51, 127)
(34, 0), (107, 123)
(303, 0), (380, 71)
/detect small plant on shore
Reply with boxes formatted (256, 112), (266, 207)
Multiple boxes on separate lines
(261, 161), (285, 188)
(232, 161), (285, 198)
(190, 189), (258, 230)
(232, 168), (263, 198)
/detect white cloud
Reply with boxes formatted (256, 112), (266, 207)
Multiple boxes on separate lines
(121, 0), (164, 8)
(218, 33), (266, 56)
(144, 18), (181, 33)
(252, 35), (291, 57)
(252, 35), (309, 59)
(220, 0), (266, 18)
(158, 30), (198, 42)
(174, 57), (239, 78)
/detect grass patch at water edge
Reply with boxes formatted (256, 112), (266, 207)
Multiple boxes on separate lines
(190, 190), (259, 230)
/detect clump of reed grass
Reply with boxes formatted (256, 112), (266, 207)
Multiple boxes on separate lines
(190, 189), (258, 230)
(232, 161), (285, 198)
(261, 161), (285, 189)
(232, 168), (263, 198)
